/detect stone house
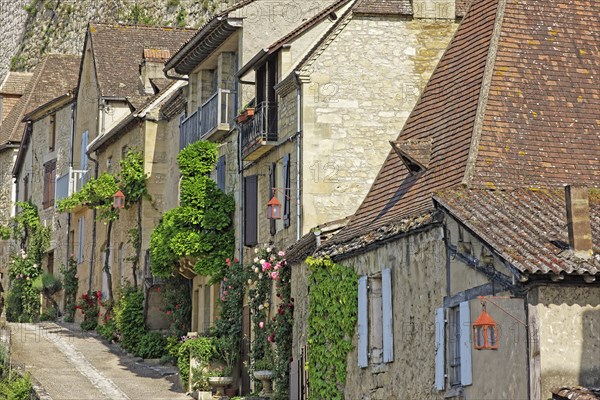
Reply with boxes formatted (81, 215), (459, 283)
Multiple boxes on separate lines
(68, 23), (194, 308)
(309, 0), (600, 398)
(236, 0), (459, 255)
(86, 75), (187, 329)
(0, 54), (79, 302)
(161, 0), (338, 338)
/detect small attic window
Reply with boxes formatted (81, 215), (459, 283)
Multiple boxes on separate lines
(390, 139), (432, 176)
(328, 12), (338, 21)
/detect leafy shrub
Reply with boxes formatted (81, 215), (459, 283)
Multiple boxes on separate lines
(177, 336), (215, 389)
(75, 291), (102, 331)
(136, 332), (167, 359)
(61, 258), (78, 322)
(39, 309), (57, 321)
(115, 287), (144, 354)
(160, 276), (192, 337)
(0, 372), (32, 399)
(96, 319), (118, 342)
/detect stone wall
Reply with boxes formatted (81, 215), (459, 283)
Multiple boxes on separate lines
(0, 0), (234, 76)
(339, 226), (446, 400)
(531, 285), (600, 400)
(300, 15), (457, 233)
(0, 0), (28, 84)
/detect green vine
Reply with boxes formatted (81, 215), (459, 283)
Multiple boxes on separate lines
(306, 257), (358, 400)
(5, 202), (50, 323)
(60, 257), (79, 322)
(177, 336), (215, 390)
(150, 140), (234, 281)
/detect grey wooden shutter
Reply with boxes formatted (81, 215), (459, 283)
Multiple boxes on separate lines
(81, 130), (88, 170)
(358, 275), (368, 368)
(269, 163), (276, 236)
(216, 156), (226, 191)
(244, 175), (258, 246)
(459, 301), (472, 386)
(382, 268), (394, 363)
(283, 154), (291, 228)
(435, 307), (445, 390)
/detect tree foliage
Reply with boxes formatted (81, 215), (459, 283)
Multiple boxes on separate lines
(150, 140), (234, 280)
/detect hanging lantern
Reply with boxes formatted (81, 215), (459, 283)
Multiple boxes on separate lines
(113, 190), (126, 209)
(472, 303), (498, 350)
(267, 195), (282, 219)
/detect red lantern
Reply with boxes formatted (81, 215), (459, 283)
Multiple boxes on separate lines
(267, 195), (282, 219)
(113, 190), (125, 209)
(472, 304), (498, 350)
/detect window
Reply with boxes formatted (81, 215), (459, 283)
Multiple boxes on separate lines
(358, 269), (394, 368)
(268, 154), (291, 235)
(435, 302), (472, 391)
(46, 250), (54, 275)
(23, 174), (29, 202)
(49, 113), (56, 152)
(216, 156), (226, 191)
(43, 159), (57, 209)
(244, 175), (258, 246)
(77, 216), (85, 264)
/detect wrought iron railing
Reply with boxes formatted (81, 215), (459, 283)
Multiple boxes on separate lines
(180, 88), (233, 150)
(240, 101), (278, 157)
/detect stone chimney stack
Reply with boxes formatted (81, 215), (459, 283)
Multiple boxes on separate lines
(140, 49), (171, 94)
(565, 185), (593, 259)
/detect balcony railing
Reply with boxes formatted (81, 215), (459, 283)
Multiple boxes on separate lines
(180, 88), (233, 150)
(55, 167), (89, 203)
(241, 101), (278, 161)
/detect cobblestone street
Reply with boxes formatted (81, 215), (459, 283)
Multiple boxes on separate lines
(10, 322), (188, 400)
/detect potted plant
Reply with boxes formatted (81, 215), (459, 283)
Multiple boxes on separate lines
(207, 365), (233, 397)
(235, 105), (255, 123)
(253, 351), (274, 397)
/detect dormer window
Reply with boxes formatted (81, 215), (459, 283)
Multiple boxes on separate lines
(390, 139), (432, 175)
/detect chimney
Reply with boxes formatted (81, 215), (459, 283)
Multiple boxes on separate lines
(565, 185), (593, 259)
(140, 49), (171, 94)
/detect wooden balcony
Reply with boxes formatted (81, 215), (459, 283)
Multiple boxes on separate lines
(180, 88), (233, 150)
(240, 101), (278, 161)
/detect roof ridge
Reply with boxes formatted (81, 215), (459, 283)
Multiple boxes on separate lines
(461, 0), (506, 187)
(89, 22), (197, 31)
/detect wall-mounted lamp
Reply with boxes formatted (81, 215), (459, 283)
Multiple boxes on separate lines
(113, 190), (125, 209)
(267, 195), (283, 220)
(473, 302), (498, 350)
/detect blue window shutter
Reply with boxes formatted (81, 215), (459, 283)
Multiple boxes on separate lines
(382, 268), (394, 363)
(81, 131), (88, 170)
(435, 308), (445, 390)
(269, 163), (276, 236)
(283, 154), (291, 228)
(459, 301), (473, 386)
(358, 275), (368, 368)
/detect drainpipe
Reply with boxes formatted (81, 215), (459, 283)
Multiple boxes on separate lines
(87, 152), (99, 293)
(295, 79), (302, 241)
(238, 122), (244, 266)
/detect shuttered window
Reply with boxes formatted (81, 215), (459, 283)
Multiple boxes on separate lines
(357, 275), (368, 368)
(358, 269), (394, 368)
(269, 163), (276, 236)
(244, 175), (258, 246)
(81, 130), (88, 170)
(283, 153), (291, 228)
(43, 159), (56, 209)
(459, 301), (472, 385)
(216, 156), (226, 191)
(382, 268), (394, 363)
(435, 308), (445, 390)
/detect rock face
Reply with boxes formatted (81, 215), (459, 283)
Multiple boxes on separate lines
(0, 0), (233, 83)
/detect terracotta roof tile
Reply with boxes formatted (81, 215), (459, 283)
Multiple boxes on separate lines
(435, 188), (600, 276)
(354, 0), (412, 15)
(0, 72), (33, 96)
(0, 54), (80, 147)
(552, 386), (600, 400)
(89, 23), (194, 108)
(331, 0), (499, 244)
(330, 0), (600, 250)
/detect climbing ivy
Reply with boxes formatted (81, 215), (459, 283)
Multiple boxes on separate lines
(306, 257), (358, 400)
(149, 140), (234, 280)
(5, 202), (50, 322)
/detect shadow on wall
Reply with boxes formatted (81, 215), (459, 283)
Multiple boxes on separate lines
(580, 308), (600, 388)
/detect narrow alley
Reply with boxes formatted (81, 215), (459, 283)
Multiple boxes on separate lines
(10, 322), (188, 400)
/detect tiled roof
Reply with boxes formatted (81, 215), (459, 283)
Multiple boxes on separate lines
(330, 0), (499, 244)
(0, 72), (33, 95)
(455, 0), (473, 17)
(354, 0), (412, 15)
(434, 187), (600, 276)
(88, 23), (194, 108)
(0, 54), (80, 147)
(329, 0), (600, 249)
